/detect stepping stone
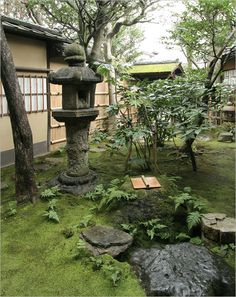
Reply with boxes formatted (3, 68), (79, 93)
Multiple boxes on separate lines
(34, 163), (51, 172)
(80, 225), (133, 257)
(45, 157), (63, 165)
(201, 213), (236, 244)
(218, 132), (233, 142)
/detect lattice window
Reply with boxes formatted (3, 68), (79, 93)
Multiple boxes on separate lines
(0, 75), (48, 116)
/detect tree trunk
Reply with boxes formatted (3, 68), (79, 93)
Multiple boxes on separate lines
(1, 25), (37, 204)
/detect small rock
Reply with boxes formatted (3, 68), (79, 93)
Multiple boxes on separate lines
(80, 225), (133, 257)
(89, 147), (106, 153)
(202, 213), (236, 244)
(45, 157), (63, 165)
(218, 132), (233, 142)
(130, 243), (235, 296)
(34, 163), (51, 172)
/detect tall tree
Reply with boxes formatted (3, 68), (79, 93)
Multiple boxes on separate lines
(171, 0), (236, 101)
(1, 24), (37, 204)
(25, 0), (156, 64)
(169, 0), (236, 154)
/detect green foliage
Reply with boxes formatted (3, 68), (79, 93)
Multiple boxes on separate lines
(85, 179), (137, 211)
(189, 236), (203, 245)
(90, 129), (108, 144)
(74, 239), (90, 259)
(175, 232), (191, 242)
(79, 215), (94, 228)
(112, 25), (144, 63)
(140, 219), (169, 240)
(89, 255), (124, 287)
(169, 0), (235, 65)
(120, 223), (138, 236)
(171, 189), (206, 230)
(40, 186), (60, 200)
(42, 198), (59, 223)
(62, 227), (74, 239)
(7, 201), (17, 217)
(85, 184), (106, 201)
(211, 244), (235, 257)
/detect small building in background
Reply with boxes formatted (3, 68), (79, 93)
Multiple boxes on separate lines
(129, 60), (184, 80)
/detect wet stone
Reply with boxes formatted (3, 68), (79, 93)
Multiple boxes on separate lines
(80, 225), (133, 257)
(130, 243), (235, 296)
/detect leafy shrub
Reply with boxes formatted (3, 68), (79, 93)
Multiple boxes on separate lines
(40, 186), (60, 200)
(90, 129), (108, 144)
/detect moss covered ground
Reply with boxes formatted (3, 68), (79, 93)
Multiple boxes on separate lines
(1, 135), (235, 296)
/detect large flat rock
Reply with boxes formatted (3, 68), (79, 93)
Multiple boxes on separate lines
(130, 243), (235, 296)
(80, 225), (133, 257)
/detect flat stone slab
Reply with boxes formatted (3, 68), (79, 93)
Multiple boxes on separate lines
(45, 158), (63, 166)
(218, 132), (233, 142)
(202, 213), (236, 243)
(80, 225), (133, 257)
(130, 243), (235, 296)
(34, 163), (51, 172)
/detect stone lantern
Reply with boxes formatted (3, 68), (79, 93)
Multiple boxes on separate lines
(222, 101), (235, 122)
(49, 43), (102, 194)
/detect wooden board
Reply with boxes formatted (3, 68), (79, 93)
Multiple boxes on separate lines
(131, 176), (161, 189)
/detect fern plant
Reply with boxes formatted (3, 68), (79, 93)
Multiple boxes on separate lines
(140, 218), (169, 240)
(170, 187), (206, 231)
(85, 184), (106, 201)
(40, 186), (60, 200)
(7, 201), (17, 217)
(86, 179), (137, 212)
(187, 211), (202, 230)
(42, 198), (59, 223)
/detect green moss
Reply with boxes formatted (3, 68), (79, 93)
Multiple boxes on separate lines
(129, 63), (178, 74)
(1, 136), (235, 295)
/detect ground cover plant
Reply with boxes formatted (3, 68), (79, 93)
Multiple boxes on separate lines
(1, 131), (235, 296)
